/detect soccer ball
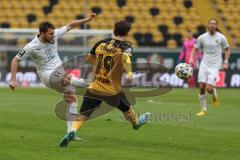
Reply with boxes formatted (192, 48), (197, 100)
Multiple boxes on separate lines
(175, 63), (193, 80)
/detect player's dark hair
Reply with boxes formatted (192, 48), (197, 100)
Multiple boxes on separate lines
(113, 20), (131, 36)
(208, 18), (221, 33)
(39, 22), (55, 33)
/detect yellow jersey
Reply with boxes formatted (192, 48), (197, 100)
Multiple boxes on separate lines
(88, 38), (133, 96)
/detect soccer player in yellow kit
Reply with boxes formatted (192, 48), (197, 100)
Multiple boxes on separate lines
(60, 20), (150, 147)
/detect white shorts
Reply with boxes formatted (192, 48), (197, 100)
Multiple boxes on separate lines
(198, 63), (219, 86)
(38, 66), (75, 93)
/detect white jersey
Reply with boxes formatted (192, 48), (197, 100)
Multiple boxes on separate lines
(195, 32), (229, 69)
(16, 26), (68, 77)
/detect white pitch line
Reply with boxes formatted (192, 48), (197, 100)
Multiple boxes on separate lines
(147, 99), (188, 106)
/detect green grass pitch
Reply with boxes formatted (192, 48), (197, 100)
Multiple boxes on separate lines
(0, 88), (239, 160)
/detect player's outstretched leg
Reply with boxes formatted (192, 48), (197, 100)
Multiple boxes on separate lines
(62, 74), (88, 88)
(133, 112), (151, 129)
(123, 108), (151, 129)
(70, 76), (89, 88)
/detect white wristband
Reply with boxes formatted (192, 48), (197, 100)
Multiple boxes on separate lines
(224, 60), (228, 64)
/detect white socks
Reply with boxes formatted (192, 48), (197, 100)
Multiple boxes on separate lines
(66, 102), (78, 133)
(70, 76), (88, 87)
(199, 94), (207, 111)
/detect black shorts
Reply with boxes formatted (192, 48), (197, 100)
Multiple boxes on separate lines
(80, 89), (130, 117)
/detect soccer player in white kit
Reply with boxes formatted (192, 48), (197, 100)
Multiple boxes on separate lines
(9, 13), (96, 140)
(190, 18), (231, 116)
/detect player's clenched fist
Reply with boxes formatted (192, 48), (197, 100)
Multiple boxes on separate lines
(222, 61), (229, 70)
(9, 80), (17, 91)
(88, 13), (96, 21)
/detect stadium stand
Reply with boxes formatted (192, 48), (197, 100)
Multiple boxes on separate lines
(0, 0), (236, 48)
(213, 0), (240, 47)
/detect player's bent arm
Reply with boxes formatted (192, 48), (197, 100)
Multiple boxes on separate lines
(179, 49), (185, 62)
(9, 57), (21, 90)
(122, 53), (133, 77)
(122, 53), (133, 85)
(224, 47), (231, 63)
(86, 54), (96, 65)
(11, 57), (20, 81)
(222, 47), (231, 70)
(189, 47), (197, 64)
(66, 13), (96, 31)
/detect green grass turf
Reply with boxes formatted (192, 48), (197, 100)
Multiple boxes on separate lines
(0, 88), (240, 160)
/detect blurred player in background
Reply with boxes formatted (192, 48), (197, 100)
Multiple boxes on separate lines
(179, 30), (202, 88)
(60, 20), (151, 147)
(9, 13), (96, 140)
(190, 18), (231, 116)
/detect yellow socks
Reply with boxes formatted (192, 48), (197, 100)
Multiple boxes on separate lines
(124, 108), (138, 125)
(71, 115), (87, 131)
